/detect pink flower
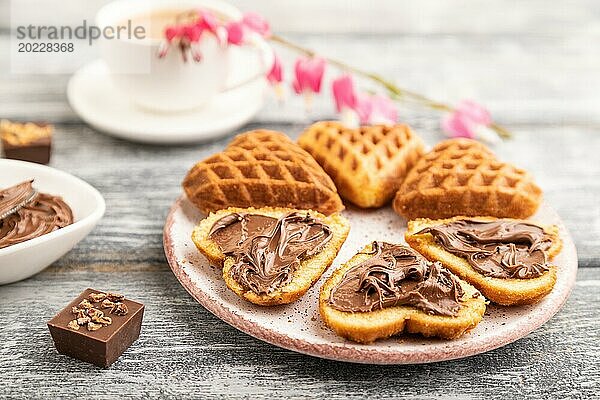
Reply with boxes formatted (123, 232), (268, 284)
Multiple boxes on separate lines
(225, 21), (245, 45)
(198, 10), (219, 35)
(292, 57), (326, 95)
(182, 24), (202, 42)
(160, 24), (202, 60)
(332, 74), (357, 112)
(352, 95), (398, 125)
(456, 100), (492, 126)
(331, 74), (398, 125)
(267, 54), (285, 101)
(442, 100), (494, 140)
(242, 12), (271, 37)
(267, 53), (283, 84)
(354, 94), (373, 124)
(223, 12), (270, 46)
(367, 95), (398, 124)
(164, 25), (183, 42)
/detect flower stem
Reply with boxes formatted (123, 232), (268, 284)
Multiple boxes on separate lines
(269, 34), (511, 139)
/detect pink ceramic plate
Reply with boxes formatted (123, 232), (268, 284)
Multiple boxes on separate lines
(163, 196), (577, 364)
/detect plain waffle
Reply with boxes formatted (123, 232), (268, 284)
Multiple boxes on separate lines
(298, 121), (425, 208)
(183, 130), (344, 215)
(393, 138), (542, 219)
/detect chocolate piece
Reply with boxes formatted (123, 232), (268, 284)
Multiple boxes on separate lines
(328, 242), (465, 316)
(1, 120), (52, 164)
(47, 288), (144, 368)
(209, 212), (332, 295)
(0, 180), (73, 249)
(416, 219), (553, 279)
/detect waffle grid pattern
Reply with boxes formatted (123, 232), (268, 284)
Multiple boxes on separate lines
(298, 121), (424, 208)
(183, 130), (343, 215)
(394, 139), (542, 219)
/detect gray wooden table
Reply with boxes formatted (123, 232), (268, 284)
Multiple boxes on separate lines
(1, 1), (599, 398)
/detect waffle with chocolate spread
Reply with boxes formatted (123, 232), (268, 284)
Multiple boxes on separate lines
(319, 241), (486, 343)
(393, 138), (542, 219)
(405, 216), (562, 305)
(183, 130), (344, 216)
(192, 207), (350, 306)
(298, 121), (424, 208)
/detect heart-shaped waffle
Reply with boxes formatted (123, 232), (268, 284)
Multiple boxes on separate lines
(298, 121), (425, 208)
(183, 130), (344, 215)
(393, 138), (542, 219)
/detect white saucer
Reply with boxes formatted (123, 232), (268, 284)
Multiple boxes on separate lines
(67, 59), (268, 144)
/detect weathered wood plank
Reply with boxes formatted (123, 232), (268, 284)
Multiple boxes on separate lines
(1, 4), (599, 396)
(0, 267), (597, 399)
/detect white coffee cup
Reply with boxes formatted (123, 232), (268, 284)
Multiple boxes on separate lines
(96, 0), (273, 112)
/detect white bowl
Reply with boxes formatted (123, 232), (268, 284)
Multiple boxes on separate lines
(0, 160), (105, 284)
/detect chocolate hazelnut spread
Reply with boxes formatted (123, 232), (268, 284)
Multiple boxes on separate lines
(0, 180), (36, 218)
(328, 242), (465, 316)
(209, 212), (333, 295)
(0, 180), (73, 249)
(416, 219), (553, 279)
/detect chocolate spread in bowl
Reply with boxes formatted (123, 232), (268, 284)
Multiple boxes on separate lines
(0, 180), (73, 249)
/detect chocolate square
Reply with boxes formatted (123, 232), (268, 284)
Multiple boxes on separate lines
(1, 121), (52, 164)
(47, 288), (144, 368)
(2, 136), (51, 164)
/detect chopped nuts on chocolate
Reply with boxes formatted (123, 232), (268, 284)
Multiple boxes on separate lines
(87, 308), (103, 319)
(87, 322), (103, 331)
(101, 299), (115, 309)
(97, 316), (112, 325)
(78, 299), (93, 309)
(66, 291), (129, 332)
(107, 292), (125, 302)
(113, 303), (128, 316)
(67, 320), (80, 331)
(89, 292), (107, 302)
(48, 288), (145, 368)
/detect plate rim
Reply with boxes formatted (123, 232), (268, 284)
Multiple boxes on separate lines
(163, 195), (578, 364)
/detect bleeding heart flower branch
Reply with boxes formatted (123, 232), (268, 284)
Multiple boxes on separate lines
(159, 9), (511, 141)
(269, 34), (510, 141)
